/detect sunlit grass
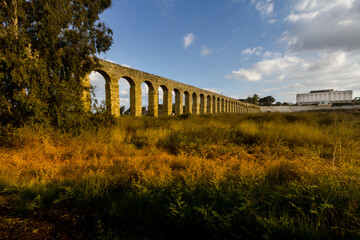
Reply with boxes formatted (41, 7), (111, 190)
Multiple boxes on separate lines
(0, 111), (360, 239)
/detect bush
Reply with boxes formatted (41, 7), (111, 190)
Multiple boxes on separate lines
(265, 161), (302, 185)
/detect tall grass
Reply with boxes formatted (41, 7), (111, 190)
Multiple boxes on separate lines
(0, 111), (360, 239)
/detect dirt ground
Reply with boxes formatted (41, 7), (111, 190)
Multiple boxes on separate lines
(0, 194), (91, 240)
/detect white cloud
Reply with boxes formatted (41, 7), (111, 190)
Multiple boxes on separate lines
(228, 0), (360, 102)
(242, 46), (263, 56)
(251, 0), (274, 17)
(263, 51), (282, 59)
(200, 46), (211, 57)
(338, 19), (354, 26)
(120, 90), (128, 96)
(268, 19), (276, 24)
(184, 33), (195, 48)
(89, 71), (106, 101)
(121, 64), (131, 68)
(227, 69), (262, 82)
(283, 0), (360, 52)
(285, 11), (319, 23)
(227, 52), (360, 98)
(204, 88), (222, 94)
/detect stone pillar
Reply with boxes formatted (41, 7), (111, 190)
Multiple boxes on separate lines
(200, 96), (205, 114)
(82, 74), (91, 112)
(192, 94), (200, 114)
(175, 90), (183, 115)
(212, 96), (216, 113)
(148, 88), (158, 117)
(130, 84), (142, 117)
(207, 97), (212, 114)
(163, 89), (172, 116)
(184, 93), (192, 114)
(106, 80), (120, 117)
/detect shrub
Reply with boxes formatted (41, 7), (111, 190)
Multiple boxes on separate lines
(265, 161), (302, 186)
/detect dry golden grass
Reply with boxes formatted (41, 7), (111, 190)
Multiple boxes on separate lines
(1, 112), (360, 239)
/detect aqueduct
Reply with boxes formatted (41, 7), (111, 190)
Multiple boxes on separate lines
(82, 59), (259, 117)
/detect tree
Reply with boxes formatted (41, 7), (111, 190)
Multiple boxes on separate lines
(0, 0), (113, 130)
(245, 94), (260, 105)
(259, 96), (275, 106)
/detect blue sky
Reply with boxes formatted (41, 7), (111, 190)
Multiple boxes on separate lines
(90, 0), (360, 108)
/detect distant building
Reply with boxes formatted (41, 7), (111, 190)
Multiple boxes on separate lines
(296, 89), (353, 106)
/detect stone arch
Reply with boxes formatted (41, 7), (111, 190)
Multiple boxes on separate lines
(88, 70), (111, 113)
(192, 92), (199, 114)
(206, 95), (212, 113)
(142, 80), (157, 116)
(118, 76), (138, 117)
(95, 69), (111, 83)
(88, 60), (260, 117)
(200, 94), (205, 114)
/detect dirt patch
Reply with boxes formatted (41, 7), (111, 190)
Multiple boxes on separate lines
(0, 194), (93, 239)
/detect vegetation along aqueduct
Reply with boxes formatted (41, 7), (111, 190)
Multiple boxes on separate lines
(83, 59), (260, 117)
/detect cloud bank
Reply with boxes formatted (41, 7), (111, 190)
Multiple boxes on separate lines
(227, 0), (360, 101)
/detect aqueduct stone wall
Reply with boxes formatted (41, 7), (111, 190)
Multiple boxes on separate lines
(83, 59), (259, 117)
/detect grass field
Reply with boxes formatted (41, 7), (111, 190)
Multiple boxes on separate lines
(1, 111), (360, 239)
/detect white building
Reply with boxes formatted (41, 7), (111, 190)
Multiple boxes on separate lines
(296, 89), (353, 106)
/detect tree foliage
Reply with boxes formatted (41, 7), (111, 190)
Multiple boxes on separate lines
(0, 0), (112, 130)
(245, 94), (260, 105)
(259, 95), (275, 106)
